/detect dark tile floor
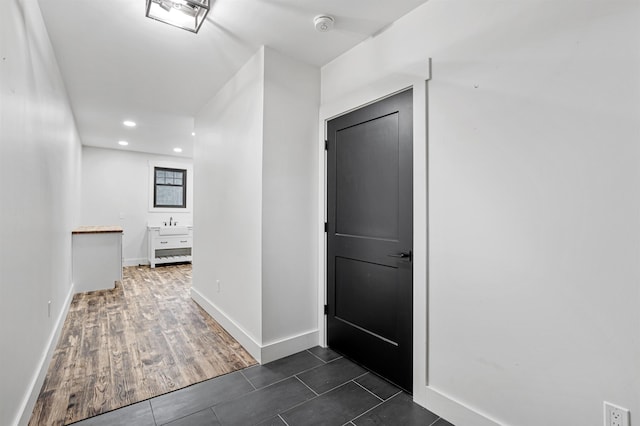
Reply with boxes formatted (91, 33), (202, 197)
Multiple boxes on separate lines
(72, 347), (454, 426)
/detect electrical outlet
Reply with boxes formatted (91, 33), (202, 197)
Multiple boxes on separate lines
(604, 402), (630, 426)
(216, 280), (221, 293)
(48, 300), (51, 318)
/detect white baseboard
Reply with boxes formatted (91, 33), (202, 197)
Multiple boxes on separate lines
(414, 386), (502, 426)
(190, 287), (263, 362)
(123, 257), (148, 267)
(190, 288), (319, 365)
(261, 330), (319, 364)
(16, 283), (75, 426)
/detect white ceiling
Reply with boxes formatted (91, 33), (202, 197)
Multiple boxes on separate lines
(38, 0), (429, 158)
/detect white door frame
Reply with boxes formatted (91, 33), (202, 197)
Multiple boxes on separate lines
(317, 60), (431, 403)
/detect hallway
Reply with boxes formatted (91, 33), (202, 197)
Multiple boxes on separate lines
(4, 1), (639, 425)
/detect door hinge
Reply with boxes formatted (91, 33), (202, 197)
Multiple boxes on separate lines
(324, 140), (328, 150)
(324, 222), (328, 232)
(324, 304), (328, 315)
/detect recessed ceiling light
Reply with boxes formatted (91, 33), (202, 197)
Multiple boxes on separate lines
(191, 132), (196, 136)
(123, 120), (136, 127)
(173, 147), (183, 153)
(118, 140), (129, 146)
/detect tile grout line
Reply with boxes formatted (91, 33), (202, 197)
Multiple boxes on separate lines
(240, 371), (299, 392)
(255, 358), (331, 389)
(148, 400), (159, 426)
(212, 371), (317, 417)
(349, 390), (404, 424)
(245, 352), (333, 391)
(209, 407), (222, 425)
(296, 359), (334, 376)
(279, 371), (400, 426)
(352, 378), (384, 402)
(240, 370), (258, 391)
(325, 355), (345, 364)
(277, 374), (370, 420)
(252, 361), (369, 423)
(305, 349), (329, 363)
(389, 390), (404, 399)
(354, 371), (369, 381)
(157, 399), (222, 425)
(305, 348), (343, 364)
(304, 368), (370, 397)
(341, 416), (361, 426)
(428, 417), (444, 426)
(278, 414), (291, 426)
(293, 375), (319, 397)
(347, 397), (387, 424)
(273, 386), (323, 422)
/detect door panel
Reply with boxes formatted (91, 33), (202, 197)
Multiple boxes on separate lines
(335, 257), (399, 343)
(327, 89), (413, 392)
(335, 113), (400, 240)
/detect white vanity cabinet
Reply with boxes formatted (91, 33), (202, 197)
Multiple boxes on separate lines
(147, 226), (193, 268)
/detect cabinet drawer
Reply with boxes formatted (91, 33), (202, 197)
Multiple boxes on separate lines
(153, 236), (192, 249)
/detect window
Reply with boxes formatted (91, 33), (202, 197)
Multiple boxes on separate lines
(148, 161), (192, 212)
(154, 167), (187, 208)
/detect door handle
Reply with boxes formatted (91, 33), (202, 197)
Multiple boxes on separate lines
(388, 251), (412, 261)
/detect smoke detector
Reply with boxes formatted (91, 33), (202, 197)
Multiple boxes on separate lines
(314, 15), (334, 32)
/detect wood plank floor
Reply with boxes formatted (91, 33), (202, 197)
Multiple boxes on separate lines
(29, 264), (256, 426)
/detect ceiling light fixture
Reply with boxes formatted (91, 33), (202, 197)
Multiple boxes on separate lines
(173, 147), (183, 153)
(314, 15), (334, 33)
(118, 140), (129, 146)
(145, 0), (210, 33)
(123, 120), (136, 127)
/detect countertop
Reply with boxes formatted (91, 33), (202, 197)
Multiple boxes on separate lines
(72, 225), (124, 234)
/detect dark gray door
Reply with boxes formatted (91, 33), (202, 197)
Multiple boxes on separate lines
(326, 89), (413, 392)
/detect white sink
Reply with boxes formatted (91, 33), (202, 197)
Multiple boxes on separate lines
(158, 226), (189, 236)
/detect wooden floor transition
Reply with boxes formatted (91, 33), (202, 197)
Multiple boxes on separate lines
(29, 264), (256, 426)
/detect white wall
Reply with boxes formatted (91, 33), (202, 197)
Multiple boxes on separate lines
(193, 47), (265, 349)
(193, 46), (320, 362)
(0, 0), (82, 424)
(262, 48), (320, 346)
(321, 1), (640, 426)
(81, 146), (193, 266)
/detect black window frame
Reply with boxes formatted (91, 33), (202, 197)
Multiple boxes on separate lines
(154, 166), (187, 208)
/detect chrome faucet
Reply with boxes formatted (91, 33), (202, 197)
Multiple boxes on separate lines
(169, 217), (173, 226)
